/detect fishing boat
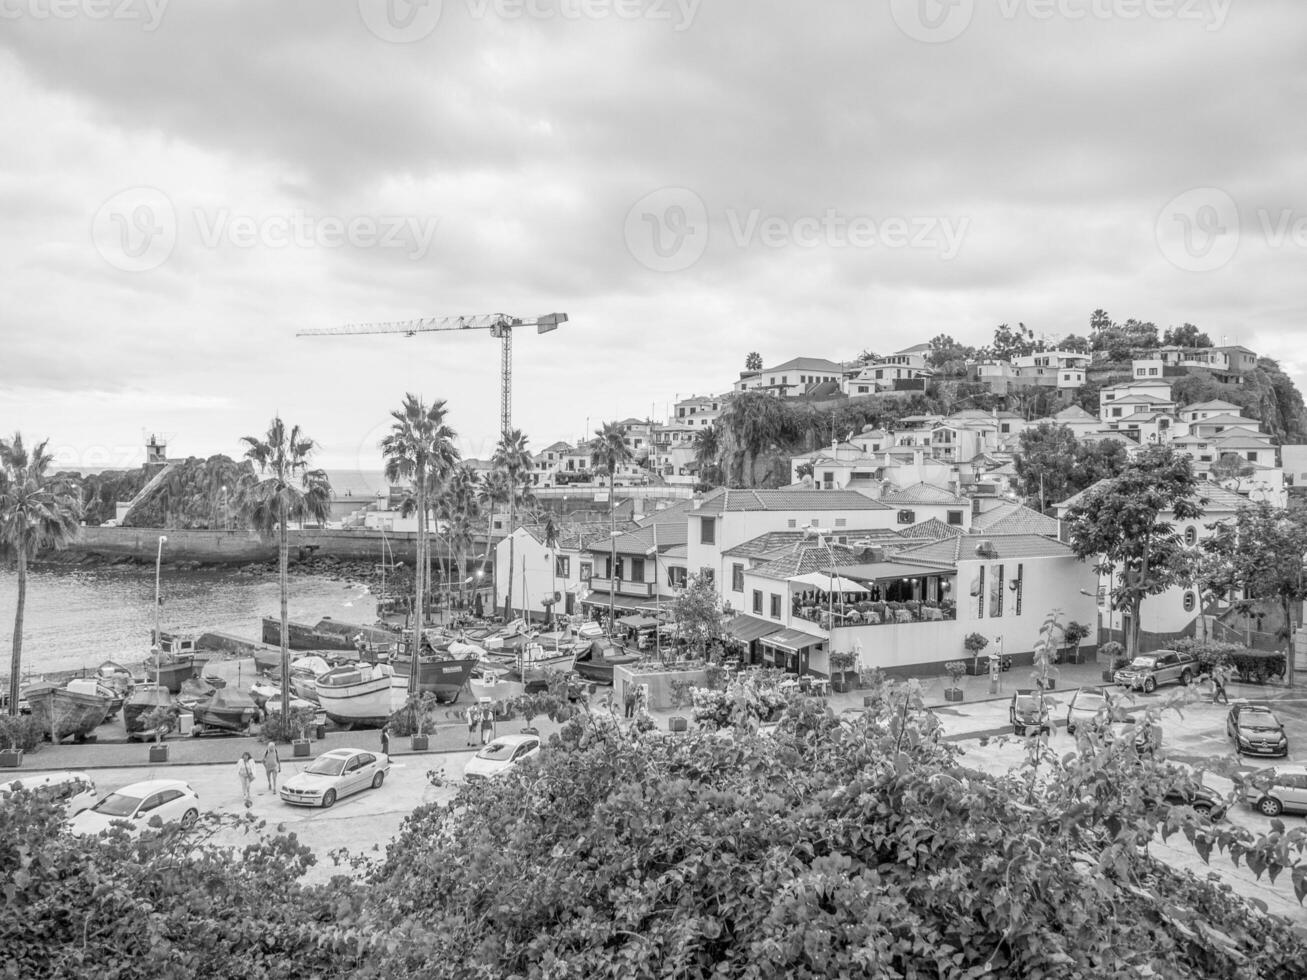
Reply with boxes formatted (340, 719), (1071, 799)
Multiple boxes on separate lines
(411, 655), (478, 703)
(123, 685), (173, 739)
(315, 662), (406, 728)
(192, 688), (258, 735)
(514, 641), (578, 689)
(145, 655), (197, 694)
(253, 647), (285, 674)
(288, 655), (334, 704)
(24, 683), (111, 743)
(248, 680), (281, 710)
(573, 637), (640, 685)
(179, 676), (217, 703)
(95, 660), (137, 696)
(65, 679), (126, 720)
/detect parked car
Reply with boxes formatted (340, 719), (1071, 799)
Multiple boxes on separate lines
(463, 733), (541, 781)
(1243, 765), (1307, 816)
(1010, 690), (1051, 737)
(68, 779), (199, 836)
(1148, 764), (1228, 820)
(1066, 689), (1117, 736)
(0, 771), (97, 816)
(1114, 649), (1197, 693)
(280, 747), (390, 808)
(1226, 702), (1289, 757)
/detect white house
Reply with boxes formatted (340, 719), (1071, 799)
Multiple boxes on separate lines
(880, 483), (972, 530)
(754, 357), (847, 398)
(492, 521), (618, 623)
(581, 503), (693, 622)
(1099, 380), (1175, 423)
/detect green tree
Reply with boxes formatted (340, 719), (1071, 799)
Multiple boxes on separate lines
(477, 469), (512, 616)
(444, 462), (481, 608)
(692, 423), (721, 486)
(925, 333), (975, 374)
(1202, 500), (1307, 686)
(1014, 423), (1127, 511)
(238, 418), (332, 710)
(719, 391), (798, 487)
(1163, 323), (1213, 348)
(1058, 333), (1091, 354)
(381, 395), (458, 672)
(1, 434), (81, 715)
(988, 322), (1040, 361)
(591, 421), (633, 629)
(670, 571), (723, 658)
(744, 351), (762, 371)
(1064, 446), (1201, 656)
(493, 429), (533, 619)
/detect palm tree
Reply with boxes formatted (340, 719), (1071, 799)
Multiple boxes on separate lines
(693, 423), (721, 486)
(444, 462), (481, 611)
(542, 511), (561, 628)
(1, 434), (82, 715)
(380, 395), (458, 689)
(478, 470), (513, 618)
(493, 429), (533, 620)
(591, 421), (634, 631)
(239, 418), (332, 710)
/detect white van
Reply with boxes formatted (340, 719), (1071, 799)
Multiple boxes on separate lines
(0, 771), (98, 816)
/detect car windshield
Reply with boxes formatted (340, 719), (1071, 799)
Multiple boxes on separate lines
(1240, 714), (1280, 732)
(306, 757), (346, 776)
(1073, 693), (1108, 712)
(1015, 696), (1042, 714)
(476, 741), (518, 761)
(1128, 657), (1156, 669)
(92, 792), (141, 817)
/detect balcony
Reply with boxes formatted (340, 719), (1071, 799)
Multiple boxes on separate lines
(588, 577), (656, 599)
(792, 600), (957, 627)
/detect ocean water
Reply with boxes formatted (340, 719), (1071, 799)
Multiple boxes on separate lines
(0, 565), (379, 677)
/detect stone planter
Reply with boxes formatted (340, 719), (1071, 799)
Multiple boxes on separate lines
(944, 688), (964, 702)
(1101, 669), (1116, 683)
(965, 656), (989, 676)
(668, 716), (688, 733)
(410, 734), (430, 751)
(149, 744), (169, 763)
(0, 749), (22, 768)
(292, 738), (311, 758)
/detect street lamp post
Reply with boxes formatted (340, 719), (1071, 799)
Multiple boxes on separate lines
(608, 529), (622, 636)
(153, 535), (167, 682)
(219, 485), (228, 531)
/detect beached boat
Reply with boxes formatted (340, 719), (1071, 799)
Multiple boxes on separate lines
(248, 680), (280, 710)
(253, 647), (285, 673)
(411, 656), (478, 703)
(514, 641), (578, 688)
(192, 688), (258, 735)
(179, 676), (217, 702)
(24, 683), (111, 743)
(65, 678), (125, 720)
(123, 685), (173, 739)
(95, 661), (137, 696)
(145, 655), (197, 694)
(572, 637), (640, 685)
(315, 662), (406, 728)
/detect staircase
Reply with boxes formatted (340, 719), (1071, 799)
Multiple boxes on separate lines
(117, 463), (177, 526)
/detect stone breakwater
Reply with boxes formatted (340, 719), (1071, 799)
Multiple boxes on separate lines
(40, 549), (387, 587)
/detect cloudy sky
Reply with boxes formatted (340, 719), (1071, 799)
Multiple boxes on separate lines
(2, 0), (1304, 478)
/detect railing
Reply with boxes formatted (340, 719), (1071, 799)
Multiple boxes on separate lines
(588, 577), (657, 598)
(792, 604), (957, 627)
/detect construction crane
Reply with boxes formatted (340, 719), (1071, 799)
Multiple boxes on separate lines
(297, 313), (568, 436)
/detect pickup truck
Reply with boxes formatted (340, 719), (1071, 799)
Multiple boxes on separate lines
(1114, 649), (1198, 694)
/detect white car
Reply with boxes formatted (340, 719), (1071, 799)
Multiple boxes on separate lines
(0, 771), (97, 816)
(279, 747), (390, 808)
(463, 733), (541, 781)
(68, 779), (199, 836)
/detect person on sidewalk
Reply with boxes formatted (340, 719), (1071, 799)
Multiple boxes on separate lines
(479, 702), (495, 745)
(464, 703), (479, 746)
(236, 752), (255, 806)
(380, 725), (391, 757)
(623, 684), (637, 719)
(1212, 662), (1231, 705)
(261, 739), (281, 793)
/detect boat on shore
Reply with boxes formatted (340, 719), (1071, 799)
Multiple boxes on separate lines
(146, 656), (197, 694)
(65, 678), (125, 720)
(123, 686), (173, 739)
(572, 637), (640, 685)
(514, 641), (578, 688)
(192, 688), (257, 735)
(315, 662), (406, 729)
(24, 683), (111, 743)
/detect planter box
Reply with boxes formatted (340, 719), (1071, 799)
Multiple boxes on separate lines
(965, 657), (990, 676)
(149, 744), (169, 763)
(315, 723), (327, 740)
(668, 716), (688, 733)
(1101, 670), (1116, 683)
(292, 739), (311, 758)
(410, 734), (429, 751)
(863, 695), (878, 707)
(831, 680), (849, 694)
(944, 689), (964, 702)
(0, 749), (22, 768)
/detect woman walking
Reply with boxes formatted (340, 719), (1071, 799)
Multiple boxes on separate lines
(261, 739), (281, 793)
(236, 752), (256, 806)
(465, 702), (479, 746)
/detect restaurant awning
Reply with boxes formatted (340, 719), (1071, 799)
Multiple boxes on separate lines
(837, 562), (954, 582)
(723, 614), (781, 644)
(581, 592), (648, 612)
(617, 615), (661, 630)
(788, 571), (872, 593)
(761, 628), (824, 652)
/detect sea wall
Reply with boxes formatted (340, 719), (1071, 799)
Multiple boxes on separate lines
(68, 526), (422, 564)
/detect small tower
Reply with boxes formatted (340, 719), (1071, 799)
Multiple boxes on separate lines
(145, 434), (167, 472)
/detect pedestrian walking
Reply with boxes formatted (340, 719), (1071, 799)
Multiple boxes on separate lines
(1212, 663), (1230, 705)
(479, 701), (495, 745)
(623, 684), (637, 719)
(380, 724), (391, 757)
(464, 702), (479, 746)
(261, 739), (281, 793)
(236, 752), (255, 806)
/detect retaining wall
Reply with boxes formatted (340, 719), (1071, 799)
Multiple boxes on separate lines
(68, 526), (422, 564)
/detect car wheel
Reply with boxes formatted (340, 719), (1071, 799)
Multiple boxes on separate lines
(1180, 669), (1192, 686)
(1143, 677), (1156, 694)
(372, 771), (385, 790)
(1067, 725), (1075, 736)
(1258, 796), (1283, 817)
(180, 808), (198, 830)
(322, 790), (336, 809)
(1192, 802), (1212, 816)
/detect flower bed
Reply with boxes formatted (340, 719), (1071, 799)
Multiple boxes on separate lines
(614, 664), (708, 711)
(690, 668), (797, 730)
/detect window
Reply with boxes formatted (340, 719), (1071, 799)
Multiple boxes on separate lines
(834, 518), (847, 527)
(946, 510), (964, 526)
(1248, 451), (1259, 463)
(630, 558), (645, 583)
(667, 566), (687, 589)
(787, 519), (797, 528)
(555, 556), (570, 577)
(1183, 592), (1196, 612)
(989, 564), (1004, 618)
(1000, 423), (1011, 433)
(1112, 407), (1123, 418)
(700, 517), (716, 545)
(752, 590), (763, 614)
(580, 561), (592, 581)
(897, 509), (915, 524)
(1184, 526), (1197, 546)
(975, 565), (986, 618)
(770, 594), (782, 619)
(1149, 367), (1159, 376)
(822, 471), (835, 488)
(731, 563), (744, 592)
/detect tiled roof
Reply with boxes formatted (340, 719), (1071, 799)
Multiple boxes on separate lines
(897, 533), (1074, 564)
(880, 482), (969, 506)
(748, 544), (862, 581)
(690, 488), (891, 514)
(521, 521), (627, 550)
(1191, 413), (1255, 427)
(900, 517), (964, 540)
(969, 502), (1059, 535)
(760, 356), (847, 374)
(1054, 405), (1097, 420)
(1104, 380), (1174, 391)
(1056, 479), (1249, 512)
(1110, 393), (1174, 405)
(539, 441), (572, 453)
(583, 516), (688, 555)
(1212, 435), (1275, 450)
(1183, 400), (1243, 413)
(722, 528), (901, 560)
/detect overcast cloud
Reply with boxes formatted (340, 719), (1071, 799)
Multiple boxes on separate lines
(2, 0), (1304, 474)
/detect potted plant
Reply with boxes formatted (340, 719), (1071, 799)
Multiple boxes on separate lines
(829, 650), (858, 693)
(944, 661), (967, 701)
(0, 715), (36, 768)
(964, 632), (990, 675)
(1099, 640), (1124, 683)
(290, 706), (314, 758)
(140, 705), (175, 763)
(1059, 621), (1092, 665)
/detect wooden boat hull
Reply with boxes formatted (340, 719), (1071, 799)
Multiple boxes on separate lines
(25, 685), (111, 743)
(315, 664), (406, 728)
(124, 686), (173, 737)
(409, 657), (478, 703)
(192, 689), (258, 734)
(146, 658), (197, 694)
(573, 640), (640, 685)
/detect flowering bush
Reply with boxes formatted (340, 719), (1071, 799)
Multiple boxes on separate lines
(944, 661), (967, 691)
(690, 670), (796, 729)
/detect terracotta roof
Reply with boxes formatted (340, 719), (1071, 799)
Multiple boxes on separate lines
(880, 482), (970, 506)
(1191, 413), (1257, 428)
(1056, 479), (1249, 513)
(969, 502), (1059, 535)
(760, 356), (847, 374)
(900, 517), (964, 540)
(521, 521), (628, 550)
(1183, 400), (1243, 413)
(690, 488), (891, 514)
(723, 528), (901, 560)
(1054, 405), (1098, 420)
(747, 544), (863, 581)
(897, 533), (1074, 564)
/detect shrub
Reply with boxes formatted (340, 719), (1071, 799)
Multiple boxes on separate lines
(944, 661), (967, 690)
(387, 693), (440, 737)
(963, 632), (989, 655)
(259, 706), (317, 743)
(1099, 641), (1126, 670)
(1173, 639), (1244, 675)
(0, 715), (45, 753)
(1229, 649), (1287, 684)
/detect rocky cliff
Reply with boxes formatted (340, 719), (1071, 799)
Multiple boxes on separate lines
(73, 455), (256, 529)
